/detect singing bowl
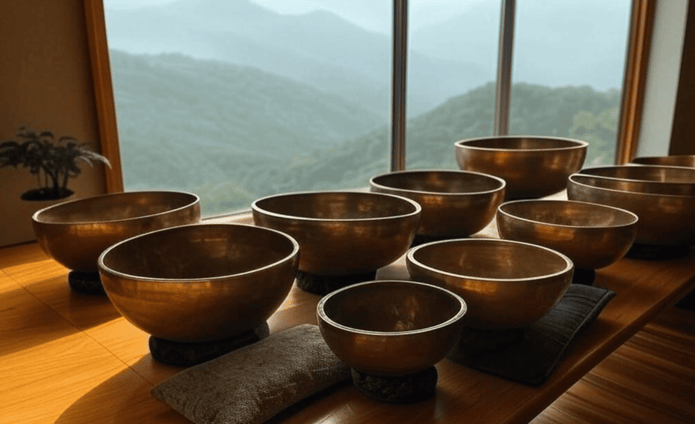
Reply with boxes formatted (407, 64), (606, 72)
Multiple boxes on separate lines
(406, 238), (573, 330)
(32, 191), (201, 272)
(98, 224), (299, 343)
(497, 200), (638, 270)
(454, 136), (587, 199)
(317, 280), (466, 376)
(567, 173), (695, 247)
(369, 170), (506, 238)
(632, 155), (695, 168)
(576, 165), (695, 196)
(251, 191), (421, 276)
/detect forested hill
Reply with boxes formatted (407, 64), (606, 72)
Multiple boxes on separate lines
(111, 50), (621, 214)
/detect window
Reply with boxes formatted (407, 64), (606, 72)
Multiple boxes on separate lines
(85, 0), (651, 215)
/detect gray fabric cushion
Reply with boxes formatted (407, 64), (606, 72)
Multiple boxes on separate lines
(152, 324), (351, 424)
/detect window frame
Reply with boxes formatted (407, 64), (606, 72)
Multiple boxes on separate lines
(85, 0), (651, 198)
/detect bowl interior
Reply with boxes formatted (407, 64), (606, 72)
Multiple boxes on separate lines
(371, 171), (503, 194)
(321, 281), (463, 333)
(410, 239), (571, 280)
(632, 155), (695, 168)
(101, 224), (297, 279)
(458, 137), (585, 150)
(499, 200), (638, 228)
(253, 191), (418, 220)
(579, 165), (695, 183)
(35, 191), (198, 224)
(570, 173), (692, 196)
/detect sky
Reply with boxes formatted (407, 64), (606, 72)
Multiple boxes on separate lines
(103, 0), (486, 34)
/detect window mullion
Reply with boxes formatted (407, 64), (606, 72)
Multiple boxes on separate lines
(391, 0), (408, 172)
(494, 0), (516, 136)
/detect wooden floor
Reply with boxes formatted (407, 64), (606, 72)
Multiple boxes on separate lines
(531, 305), (695, 424)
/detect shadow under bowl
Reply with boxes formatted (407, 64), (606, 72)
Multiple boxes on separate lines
(454, 136), (587, 199)
(567, 173), (695, 247)
(251, 191), (421, 277)
(32, 191), (201, 273)
(317, 280), (466, 377)
(406, 238), (573, 330)
(98, 223), (299, 343)
(369, 169), (505, 239)
(497, 199), (638, 270)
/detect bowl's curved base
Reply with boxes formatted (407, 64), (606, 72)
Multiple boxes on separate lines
(68, 271), (106, 296)
(296, 270), (377, 296)
(149, 322), (270, 367)
(626, 243), (690, 260)
(573, 268), (596, 286)
(411, 234), (458, 248)
(351, 366), (438, 404)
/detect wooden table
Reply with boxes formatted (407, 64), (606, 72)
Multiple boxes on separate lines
(1, 221), (694, 424)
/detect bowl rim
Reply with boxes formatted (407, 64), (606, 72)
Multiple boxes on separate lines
(98, 223), (300, 283)
(369, 169), (506, 196)
(497, 199), (639, 229)
(317, 280), (467, 337)
(454, 135), (588, 152)
(251, 190), (422, 222)
(568, 173), (695, 198)
(577, 164), (695, 184)
(32, 190), (200, 225)
(406, 238), (574, 283)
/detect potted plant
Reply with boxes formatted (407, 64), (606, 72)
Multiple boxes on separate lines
(0, 126), (111, 201)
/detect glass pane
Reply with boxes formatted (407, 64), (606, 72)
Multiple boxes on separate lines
(104, 0), (392, 216)
(406, 0), (502, 169)
(511, 0), (632, 166)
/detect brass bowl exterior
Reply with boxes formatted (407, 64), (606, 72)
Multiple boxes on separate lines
(497, 200), (638, 270)
(454, 136), (587, 199)
(369, 170), (505, 238)
(632, 155), (695, 168)
(251, 191), (421, 276)
(98, 224), (299, 343)
(567, 173), (695, 246)
(577, 165), (695, 196)
(317, 280), (466, 376)
(32, 191), (201, 272)
(406, 239), (573, 330)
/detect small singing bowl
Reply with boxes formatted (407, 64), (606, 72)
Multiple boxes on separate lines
(98, 224), (299, 343)
(632, 155), (695, 168)
(406, 239), (573, 330)
(317, 280), (467, 376)
(251, 191), (421, 276)
(576, 165), (695, 196)
(32, 191), (201, 273)
(567, 173), (695, 247)
(369, 169), (506, 239)
(454, 136), (587, 199)
(497, 200), (638, 270)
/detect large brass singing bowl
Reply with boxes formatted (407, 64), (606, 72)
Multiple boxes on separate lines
(632, 155), (695, 168)
(576, 165), (695, 196)
(32, 191), (201, 272)
(317, 280), (466, 376)
(406, 239), (573, 330)
(497, 200), (638, 270)
(454, 136), (587, 199)
(98, 224), (299, 343)
(251, 191), (421, 276)
(369, 170), (505, 238)
(567, 173), (695, 247)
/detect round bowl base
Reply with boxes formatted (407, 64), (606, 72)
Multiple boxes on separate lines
(411, 234), (456, 248)
(573, 268), (596, 286)
(626, 243), (690, 260)
(296, 270), (377, 296)
(149, 322), (270, 367)
(351, 366), (438, 404)
(68, 271), (106, 296)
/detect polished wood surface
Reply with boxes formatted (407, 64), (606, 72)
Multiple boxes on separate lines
(532, 306), (695, 424)
(1, 232), (694, 423)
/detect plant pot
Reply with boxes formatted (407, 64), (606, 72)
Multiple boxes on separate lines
(20, 187), (74, 202)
